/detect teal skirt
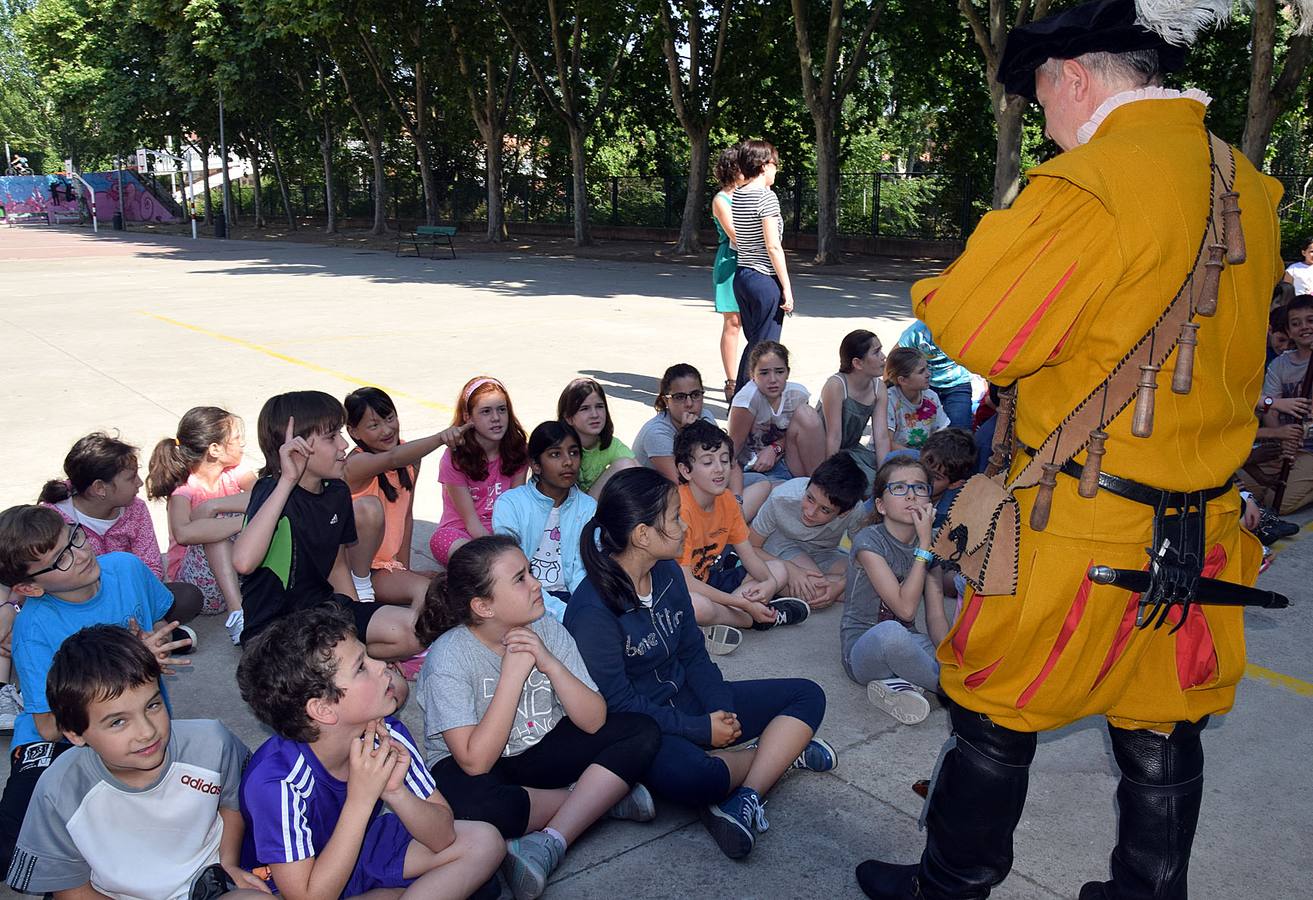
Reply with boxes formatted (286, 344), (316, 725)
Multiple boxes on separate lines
(713, 241), (738, 313)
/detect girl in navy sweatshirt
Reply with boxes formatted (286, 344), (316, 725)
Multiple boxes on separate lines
(564, 467), (835, 861)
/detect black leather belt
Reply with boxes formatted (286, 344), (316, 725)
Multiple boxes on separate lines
(1020, 445), (1233, 509)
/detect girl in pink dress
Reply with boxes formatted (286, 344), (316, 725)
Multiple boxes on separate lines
(428, 377), (529, 566)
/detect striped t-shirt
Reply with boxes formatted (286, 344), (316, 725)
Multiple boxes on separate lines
(732, 184), (783, 275)
(240, 716), (435, 869)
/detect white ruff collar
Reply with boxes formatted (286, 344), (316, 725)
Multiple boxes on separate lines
(1076, 87), (1212, 145)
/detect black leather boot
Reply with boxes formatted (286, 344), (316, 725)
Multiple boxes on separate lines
(856, 701), (1037, 899)
(1080, 718), (1207, 900)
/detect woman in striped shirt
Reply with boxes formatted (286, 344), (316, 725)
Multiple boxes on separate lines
(730, 140), (795, 398)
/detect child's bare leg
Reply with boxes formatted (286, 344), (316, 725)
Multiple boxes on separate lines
(720, 312), (742, 384)
(0, 600), (15, 683)
(400, 820), (505, 899)
(691, 592), (752, 628)
(543, 763), (630, 844)
(371, 567), (431, 608)
(349, 496), (385, 579)
(710, 746), (756, 790)
(365, 605), (423, 661)
(784, 404), (826, 477)
(588, 457), (639, 500)
(741, 715), (813, 797)
(524, 787), (571, 831)
(741, 479), (773, 521)
(204, 539), (244, 613)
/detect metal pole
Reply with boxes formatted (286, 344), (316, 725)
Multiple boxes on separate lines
(218, 83), (233, 225)
(116, 156), (125, 230)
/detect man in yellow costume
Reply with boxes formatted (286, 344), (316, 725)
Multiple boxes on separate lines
(856, 2), (1287, 898)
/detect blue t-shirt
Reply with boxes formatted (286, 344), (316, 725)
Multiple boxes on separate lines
(11, 552), (174, 747)
(899, 320), (973, 389)
(240, 717), (434, 870)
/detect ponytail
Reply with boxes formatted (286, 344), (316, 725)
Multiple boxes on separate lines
(38, 479), (72, 504)
(579, 467), (679, 616)
(414, 535), (519, 645)
(39, 432), (138, 504)
(146, 407), (238, 500)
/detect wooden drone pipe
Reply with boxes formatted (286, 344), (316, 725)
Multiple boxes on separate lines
(1172, 322), (1199, 395)
(1221, 191), (1246, 264)
(1078, 429), (1107, 499)
(1132, 364), (1159, 438)
(1196, 244), (1225, 317)
(1030, 462), (1061, 532)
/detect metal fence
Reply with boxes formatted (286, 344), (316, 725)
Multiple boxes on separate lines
(206, 167), (990, 242)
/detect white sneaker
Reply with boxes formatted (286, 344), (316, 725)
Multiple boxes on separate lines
(225, 609), (245, 645)
(0, 683), (23, 732)
(867, 678), (930, 725)
(351, 571), (376, 602)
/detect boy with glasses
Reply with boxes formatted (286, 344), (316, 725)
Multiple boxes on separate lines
(0, 505), (195, 873)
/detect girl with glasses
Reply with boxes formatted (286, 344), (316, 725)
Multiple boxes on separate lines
(840, 458), (949, 726)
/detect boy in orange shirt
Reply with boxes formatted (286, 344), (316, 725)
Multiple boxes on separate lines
(673, 421), (808, 643)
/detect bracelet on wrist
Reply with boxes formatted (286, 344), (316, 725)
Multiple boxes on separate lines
(912, 547), (935, 564)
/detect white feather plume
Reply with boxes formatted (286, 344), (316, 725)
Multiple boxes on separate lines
(1133, 1), (1233, 45)
(1135, 1), (1313, 43)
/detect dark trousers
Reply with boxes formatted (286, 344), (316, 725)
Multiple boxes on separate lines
(646, 677), (826, 807)
(733, 266), (784, 391)
(0, 742), (73, 872)
(429, 712), (660, 838)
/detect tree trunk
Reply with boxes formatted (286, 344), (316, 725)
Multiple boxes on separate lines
(415, 140), (438, 226)
(568, 125), (592, 246)
(321, 116), (336, 233)
(197, 135), (213, 225)
(247, 135), (265, 228)
(368, 126), (388, 235)
(1242, 1), (1313, 166)
(485, 126), (507, 241)
(812, 111), (840, 265)
(266, 127), (295, 229)
(674, 127), (710, 255)
(991, 87), (1025, 208)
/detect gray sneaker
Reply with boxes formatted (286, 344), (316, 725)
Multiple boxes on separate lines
(501, 831), (564, 900)
(0, 683), (23, 732)
(607, 783), (656, 822)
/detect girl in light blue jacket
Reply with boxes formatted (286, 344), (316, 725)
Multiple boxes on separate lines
(492, 421), (598, 619)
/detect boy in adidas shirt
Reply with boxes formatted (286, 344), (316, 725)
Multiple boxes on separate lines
(236, 606), (504, 900)
(6, 625), (261, 899)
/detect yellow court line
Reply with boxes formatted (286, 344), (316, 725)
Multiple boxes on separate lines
(139, 311), (455, 416)
(1245, 663), (1313, 698)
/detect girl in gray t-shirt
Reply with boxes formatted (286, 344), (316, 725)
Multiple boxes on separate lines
(415, 535), (660, 897)
(841, 459), (950, 725)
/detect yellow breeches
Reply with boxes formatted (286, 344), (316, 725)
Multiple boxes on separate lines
(938, 476), (1261, 733)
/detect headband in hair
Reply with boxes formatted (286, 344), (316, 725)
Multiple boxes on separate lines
(462, 377), (504, 406)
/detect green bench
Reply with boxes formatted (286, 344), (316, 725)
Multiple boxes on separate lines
(396, 224), (457, 259)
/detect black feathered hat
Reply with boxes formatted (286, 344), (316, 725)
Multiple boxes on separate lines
(996, 0), (1220, 99)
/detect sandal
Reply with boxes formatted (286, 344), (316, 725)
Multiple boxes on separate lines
(702, 624), (743, 656)
(724, 379), (736, 400)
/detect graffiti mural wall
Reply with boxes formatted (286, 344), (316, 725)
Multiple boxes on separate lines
(0, 171), (179, 223)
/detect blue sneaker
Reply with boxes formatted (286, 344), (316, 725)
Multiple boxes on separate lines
(792, 737), (838, 772)
(501, 831), (564, 900)
(701, 786), (769, 859)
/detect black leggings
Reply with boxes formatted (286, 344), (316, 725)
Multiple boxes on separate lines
(429, 712), (660, 838)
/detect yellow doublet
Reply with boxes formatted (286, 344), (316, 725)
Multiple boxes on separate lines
(914, 99), (1283, 732)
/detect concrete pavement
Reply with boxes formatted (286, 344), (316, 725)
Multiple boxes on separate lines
(0, 227), (1308, 899)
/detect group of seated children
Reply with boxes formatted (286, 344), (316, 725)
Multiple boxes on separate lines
(1241, 288), (1313, 528)
(0, 321), (1007, 900)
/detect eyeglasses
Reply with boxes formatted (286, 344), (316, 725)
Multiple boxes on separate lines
(885, 481), (931, 498)
(27, 524), (88, 577)
(669, 390), (705, 403)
